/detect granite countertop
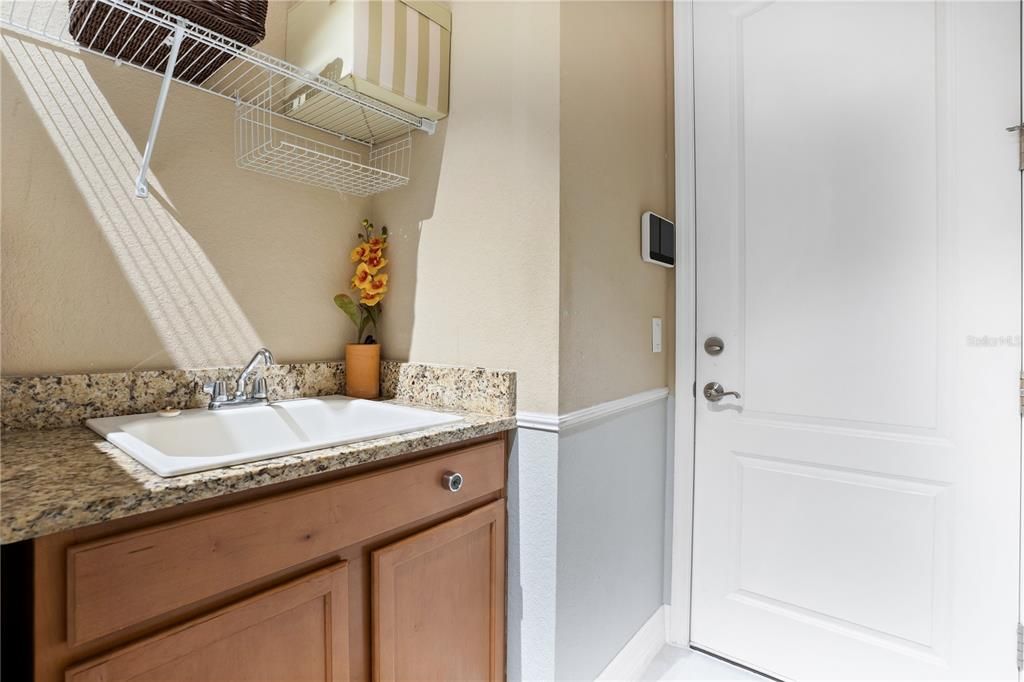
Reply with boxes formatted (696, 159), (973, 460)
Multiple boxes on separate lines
(1, 402), (516, 544)
(0, 360), (517, 544)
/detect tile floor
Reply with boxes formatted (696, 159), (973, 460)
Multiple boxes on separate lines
(640, 646), (766, 681)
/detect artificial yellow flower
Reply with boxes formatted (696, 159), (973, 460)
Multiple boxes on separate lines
(360, 290), (383, 306)
(351, 262), (373, 290)
(365, 273), (389, 297)
(367, 237), (387, 252)
(365, 252), (388, 274)
(350, 243), (370, 262)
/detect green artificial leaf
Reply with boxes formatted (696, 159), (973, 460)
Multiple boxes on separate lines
(333, 294), (360, 328)
(366, 303), (380, 327)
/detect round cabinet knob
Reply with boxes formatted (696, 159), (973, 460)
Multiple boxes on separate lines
(442, 472), (464, 493)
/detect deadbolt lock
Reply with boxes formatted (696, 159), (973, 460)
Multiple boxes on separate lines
(704, 336), (724, 356)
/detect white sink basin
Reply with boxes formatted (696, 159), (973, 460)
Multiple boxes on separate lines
(86, 396), (463, 477)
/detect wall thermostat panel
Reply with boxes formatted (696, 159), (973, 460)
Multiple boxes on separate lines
(642, 211), (675, 268)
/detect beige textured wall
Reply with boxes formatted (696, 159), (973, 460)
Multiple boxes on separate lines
(373, 1), (561, 414)
(558, 0), (674, 413)
(1, 3), (367, 375)
(2, 0), (668, 416)
(1, 1), (561, 413)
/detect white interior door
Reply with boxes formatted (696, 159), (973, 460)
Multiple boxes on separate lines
(689, 2), (1022, 680)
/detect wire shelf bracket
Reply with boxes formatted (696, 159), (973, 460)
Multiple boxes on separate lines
(1, 0), (436, 198)
(135, 17), (183, 197)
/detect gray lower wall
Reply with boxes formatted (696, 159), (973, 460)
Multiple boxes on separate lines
(663, 395), (676, 602)
(507, 427), (560, 682)
(554, 398), (669, 680)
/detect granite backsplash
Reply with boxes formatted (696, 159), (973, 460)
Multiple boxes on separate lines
(2, 360), (516, 430)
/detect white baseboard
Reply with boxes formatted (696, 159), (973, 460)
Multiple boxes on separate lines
(596, 604), (669, 681)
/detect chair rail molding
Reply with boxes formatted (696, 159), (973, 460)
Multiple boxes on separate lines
(517, 388), (670, 434)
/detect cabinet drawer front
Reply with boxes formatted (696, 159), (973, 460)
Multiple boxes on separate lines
(67, 562), (350, 682)
(67, 439), (505, 646)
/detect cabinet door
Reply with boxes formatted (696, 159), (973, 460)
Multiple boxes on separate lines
(66, 563), (350, 682)
(372, 500), (505, 682)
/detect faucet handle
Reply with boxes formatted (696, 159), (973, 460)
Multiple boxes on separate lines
(203, 380), (230, 403)
(251, 377), (269, 400)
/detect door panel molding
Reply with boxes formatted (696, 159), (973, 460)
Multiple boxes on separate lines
(730, 1), (956, 435)
(731, 453), (951, 649)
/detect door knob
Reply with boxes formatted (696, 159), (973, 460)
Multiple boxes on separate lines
(703, 382), (741, 403)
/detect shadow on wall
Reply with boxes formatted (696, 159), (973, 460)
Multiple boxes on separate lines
(1, 33), (263, 368)
(373, 117), (448, 361)
(75, 52), (372, 362)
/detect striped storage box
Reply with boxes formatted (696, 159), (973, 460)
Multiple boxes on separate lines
(285, 0), (450, 123)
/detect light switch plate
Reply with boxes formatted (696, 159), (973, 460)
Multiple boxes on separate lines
(652, 318), (663, 353)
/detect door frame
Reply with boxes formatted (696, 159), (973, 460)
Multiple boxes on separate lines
(668, 0), (697, 647)
(667, 0), (1024, 658)
(1018, 7), (1023, 676)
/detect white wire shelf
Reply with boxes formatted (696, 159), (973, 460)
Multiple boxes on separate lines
(0, 0), (433, 146)
(237, 90), (411, 198)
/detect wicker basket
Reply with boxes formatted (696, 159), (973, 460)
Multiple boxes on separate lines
(68, 0), (268, 85)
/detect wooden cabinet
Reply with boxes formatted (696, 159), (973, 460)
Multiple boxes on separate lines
(18, 436), (509, 682)
(372, 500), (505, 682)
(65, 441), (506, 647)
(66, 563), (351, 682)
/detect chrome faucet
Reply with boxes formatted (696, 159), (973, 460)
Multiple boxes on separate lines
(203, 347), (276, 410)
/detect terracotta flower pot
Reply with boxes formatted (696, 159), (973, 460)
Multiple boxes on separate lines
(345, 343), (380, 399)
